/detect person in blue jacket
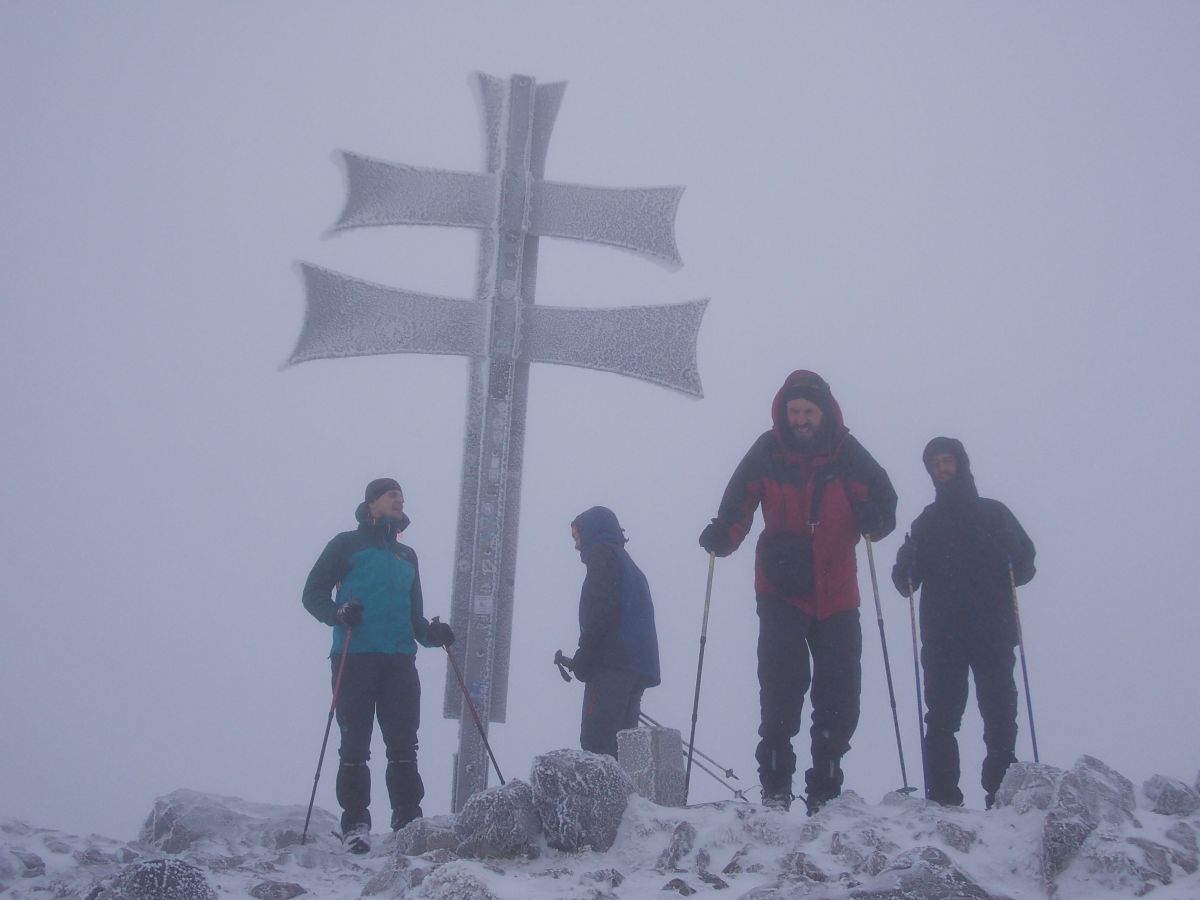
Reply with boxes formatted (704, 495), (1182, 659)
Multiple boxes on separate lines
(302, 478), (454, 853)
(568, 506), (661, 758)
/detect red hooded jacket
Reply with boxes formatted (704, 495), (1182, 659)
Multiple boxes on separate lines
(712, 370), (897, 620)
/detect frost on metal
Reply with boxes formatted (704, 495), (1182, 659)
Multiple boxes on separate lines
(287, 71), (705, 811)
(332, 153), (685, 266)
(291, 264), (486, 362)
(521, 299), (707, 395)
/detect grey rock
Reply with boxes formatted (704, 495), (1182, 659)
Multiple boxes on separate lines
(994, 761), (1063, 813)
(778, 849), (828, 883)
(582, 867), (625, 887)
(662, 876), (697, 895)
(935, 817), (978, 853)
(1167, 820), (1198, 853)
(1143, 774), (1200, 816)
(74, 846), (121, 867)
(1077, 831), (1176, 896)
(139, 789), (336, 854)
(831, 827), (899, 877)
(394, 814), (460, 856)
(721, 844), (759, 875)
(1061, 755), (1137, 827)
(455, 779), (541, 859)
(1038, 754), (1140, 882)
(13, 849), (46, 878)
(530, 749), (634, 852)
(1165, 831), (1199, 876)
(362, 854), (411, 897)
(697, 868), (730, 889)
(1041, 809), (1095, 882)
(42, 836), (72, 853)
(107, 859), (216, 900)
(248, 880), (306, 899)
(656, 821), (696, 871)
(416, 861), (502, 900)
(849, 846), (1004, 899)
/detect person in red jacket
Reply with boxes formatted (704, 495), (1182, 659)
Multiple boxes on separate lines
(700, 370), (897, 813)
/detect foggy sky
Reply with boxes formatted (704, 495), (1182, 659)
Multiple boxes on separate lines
(2, 3), (1197, 839)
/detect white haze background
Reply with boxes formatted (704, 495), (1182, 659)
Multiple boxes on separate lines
(1, 3), (1197, 840)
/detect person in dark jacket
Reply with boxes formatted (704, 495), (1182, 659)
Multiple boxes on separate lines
(302, 478), (455, 853)
(699, 370), (897, 813)
(568, 506), (661, 758)
(891, 437), (1035, 809)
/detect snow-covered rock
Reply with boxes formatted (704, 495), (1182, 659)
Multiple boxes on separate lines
(140, 788), (336, 855)
(1143, 774), (1200, 816)
(4, 753), (1200, 898)
(88, 858), (216, 900)
(454, 779), (541, 858)
(529, 748), (634, 852)
(393, 814), (459, 856)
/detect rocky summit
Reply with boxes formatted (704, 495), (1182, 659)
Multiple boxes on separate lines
(2, 751), (1198, 899)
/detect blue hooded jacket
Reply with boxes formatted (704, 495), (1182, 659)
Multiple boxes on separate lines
(572, 506), (661, 686)
(301, 503), (435, 656)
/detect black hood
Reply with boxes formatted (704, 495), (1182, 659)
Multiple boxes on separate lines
(923, 436), (978, 502)
(572, 506), (627, 560)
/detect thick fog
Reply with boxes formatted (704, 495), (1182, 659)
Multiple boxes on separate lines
(1, 3), (1197, 839)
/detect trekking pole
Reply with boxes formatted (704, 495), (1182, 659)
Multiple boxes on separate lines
(865, 536), (914, 793)
(684, 552), (717, 802)
(685, 752), (750, 802)
(639, 711), (739, 780)
(440, 620), (505, 785)
(905, 568), (928, 799)
(302, 627), (353, 845)
(1008, 562), (1040, 763)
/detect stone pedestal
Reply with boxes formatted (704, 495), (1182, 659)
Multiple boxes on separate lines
(617, 726), (686, 807)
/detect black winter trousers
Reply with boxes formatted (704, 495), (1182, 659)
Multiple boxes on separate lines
(580, 667), (646, 759)
(921, 632), (1018, 806)
(755, 599), (862, 799)
(332, 652), (424, 831)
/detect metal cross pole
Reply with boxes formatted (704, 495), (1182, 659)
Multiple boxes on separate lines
(288, 72), (707, 810)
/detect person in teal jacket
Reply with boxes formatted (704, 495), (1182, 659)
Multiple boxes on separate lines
(302, 478), (454, 853)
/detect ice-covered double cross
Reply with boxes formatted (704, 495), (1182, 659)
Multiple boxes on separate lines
(289, 72), (706, 809)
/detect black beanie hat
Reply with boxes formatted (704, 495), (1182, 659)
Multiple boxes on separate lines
(781, 374), (833, 416)
(364, 477), (402, 504)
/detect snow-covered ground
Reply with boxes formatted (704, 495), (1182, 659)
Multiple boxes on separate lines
(3, 751), (1198, 899)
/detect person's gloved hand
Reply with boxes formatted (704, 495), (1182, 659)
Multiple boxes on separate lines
(427, 619), (455, 648)
(336, 599), (364, 628)
(571, 644), (598, 683)
(891, 544), (918, 596)
(699, 520), (733, 557)
(852, 501), (885, 539)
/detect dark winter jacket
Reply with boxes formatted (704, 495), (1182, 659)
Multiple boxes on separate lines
(708, 370), (897, 620)
(891, 437), (1036, 647)
(573, 506), (661, 686)
(302, 503), (435, 656)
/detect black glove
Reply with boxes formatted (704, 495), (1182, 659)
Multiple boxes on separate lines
(891, 544), (917, 596)
(336, 599), (364, 628)
(699, 520), (733, 557)
(427, 619), (455, 648)
(852, 501), (885, 539)
(571, 644), (598, 683)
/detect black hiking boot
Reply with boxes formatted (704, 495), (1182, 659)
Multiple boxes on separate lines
(391, 804), (423, 831)
(803, 758), (844, 816)
(340, 824), (370, 854)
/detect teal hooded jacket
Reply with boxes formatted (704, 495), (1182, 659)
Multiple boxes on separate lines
(302, 503), (435, 656)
